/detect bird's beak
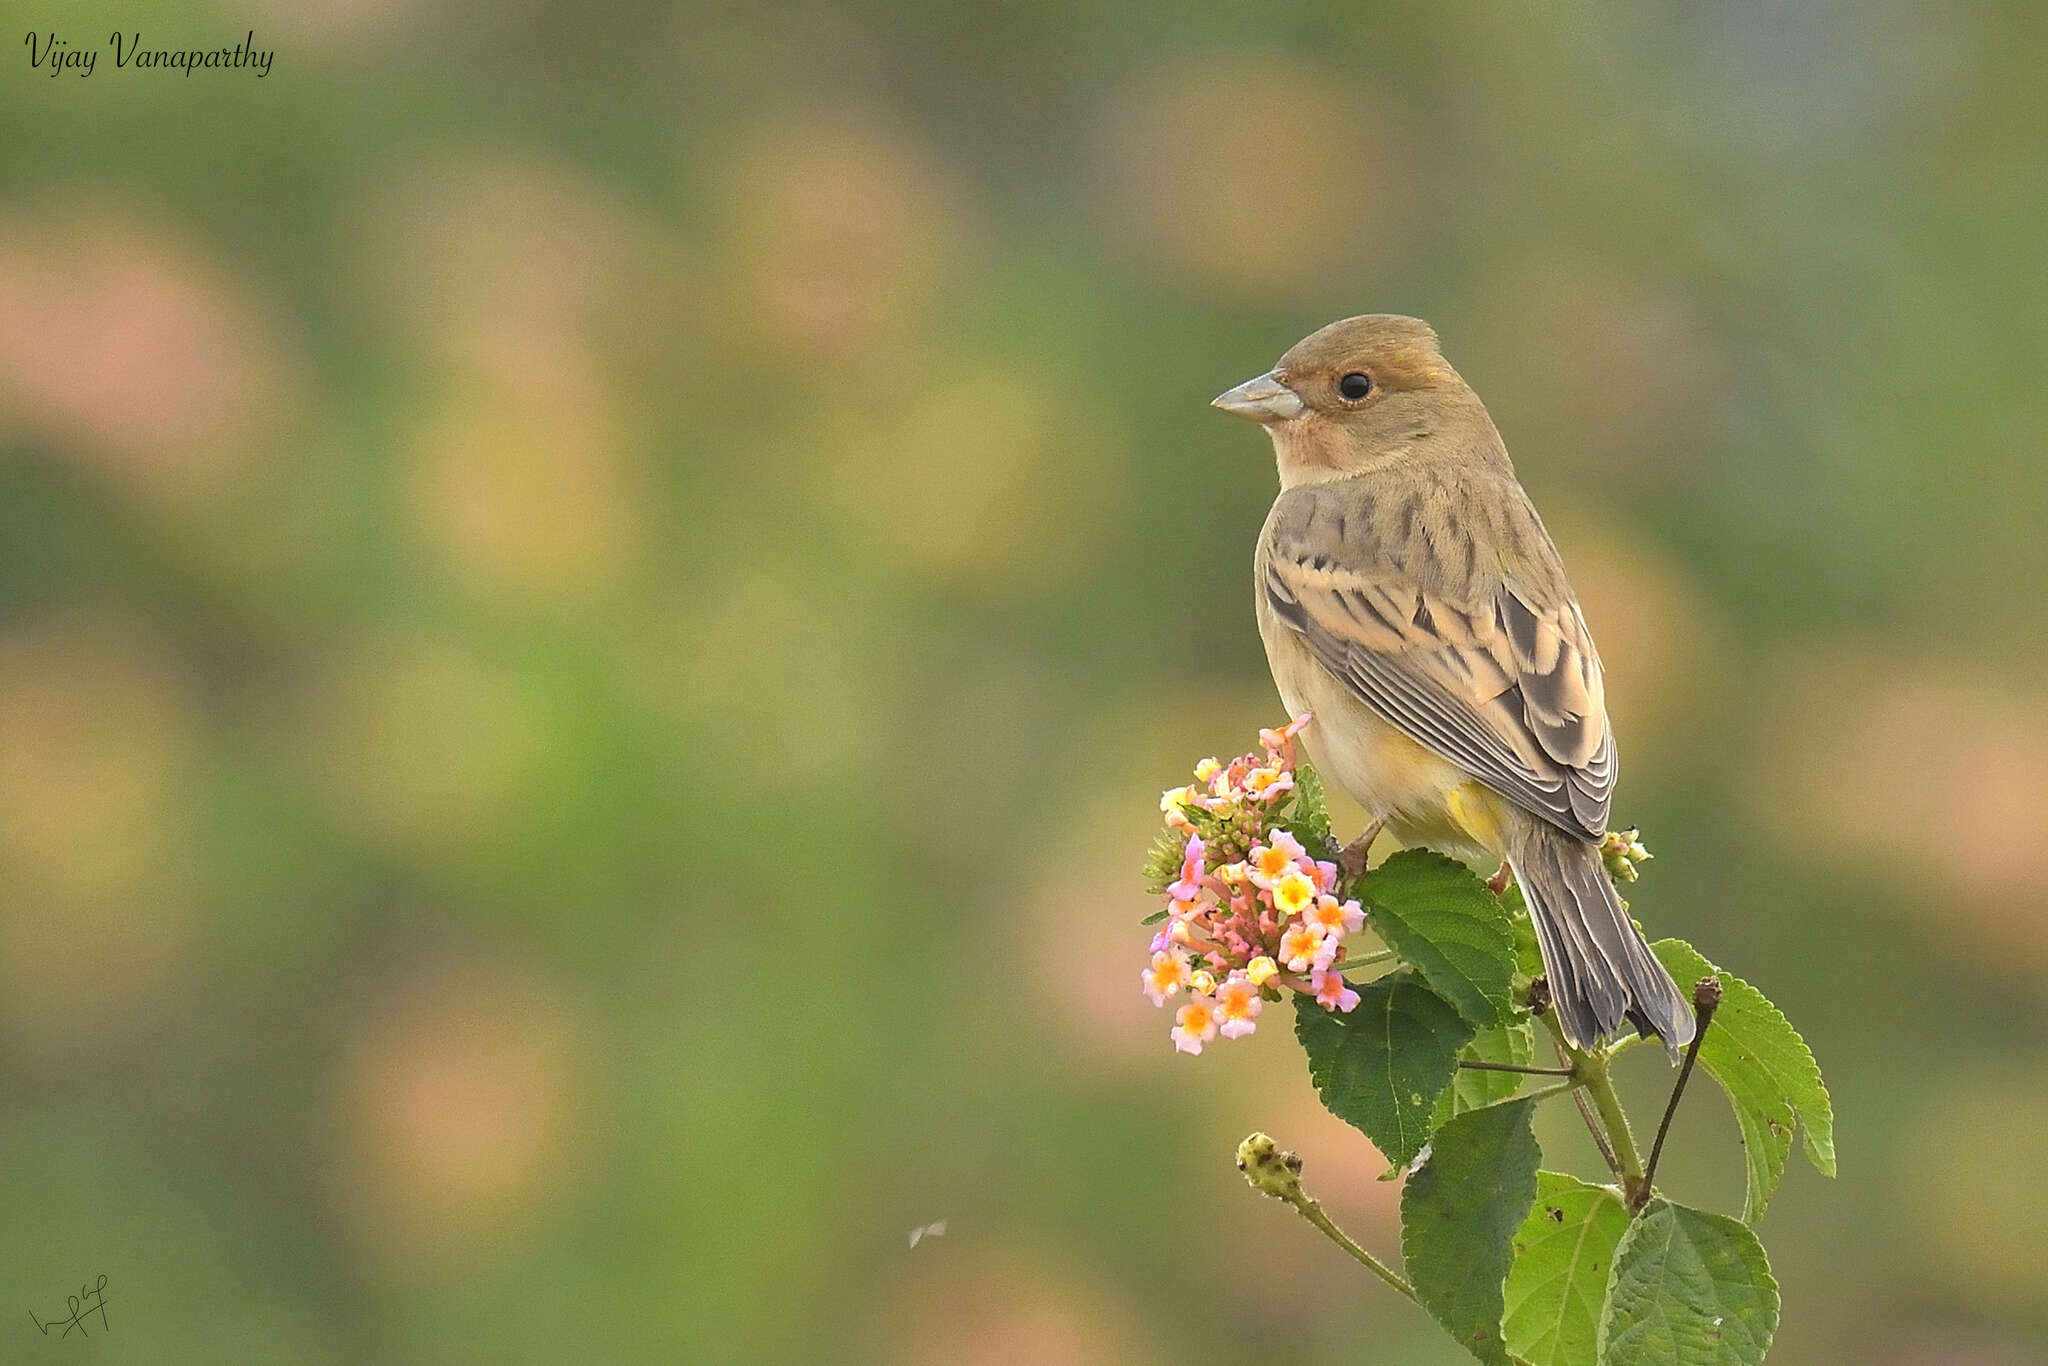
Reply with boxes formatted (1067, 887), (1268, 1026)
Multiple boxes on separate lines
(1210, 370), (1306, 423)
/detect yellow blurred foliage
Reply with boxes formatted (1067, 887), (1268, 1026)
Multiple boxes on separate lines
(777, 365), (1125, 590)
(405, 334), (647, 599)
(720, 111), (969, 360)
(1464, 264), (1718, 483)
(1095, 59), (1411, 295)
(1750, 645), (2048, 964)
(0, 616), (197, 1046)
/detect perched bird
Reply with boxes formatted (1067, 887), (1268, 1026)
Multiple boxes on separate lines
(1213, 315), (1694, 1056)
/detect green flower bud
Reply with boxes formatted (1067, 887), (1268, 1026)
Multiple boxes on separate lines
(1235, 1132), (1304, 1200)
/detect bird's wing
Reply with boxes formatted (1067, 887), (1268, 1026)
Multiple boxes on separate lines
(1261, 478), (1613, 840)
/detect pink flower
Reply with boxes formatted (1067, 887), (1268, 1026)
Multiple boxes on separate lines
(1167, 834), (1206, 905)
(1142, 949), (1191, 1005)
(1214, 973), (1263, 1039)
(1172, 996), (1220, 1054)
(1259, 713), (1312, 754)
(1266, 829), (1309, 866)
(1279, 923), (1333, 973)
(1246, 843), (1293, 891)
(1312, 969), (1361, 1013)
(1305, 895), (1366, 939)
(1243, 766), (1294, 804)
(1140, 716), (1363, 1052)
(1248, 830), (1313, 891)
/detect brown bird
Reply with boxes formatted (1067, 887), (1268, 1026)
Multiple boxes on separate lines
(1213, 315), (1693, 1056)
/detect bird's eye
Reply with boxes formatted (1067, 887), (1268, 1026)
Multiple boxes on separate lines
(1338, 372), (1372, 401)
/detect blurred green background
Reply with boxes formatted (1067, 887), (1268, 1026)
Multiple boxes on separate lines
(3, 1), (2045, 1361)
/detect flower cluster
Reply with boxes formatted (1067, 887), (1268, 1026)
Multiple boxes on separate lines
(1600, 826), (1653, 884)
(1141, 715), (1370, 1054)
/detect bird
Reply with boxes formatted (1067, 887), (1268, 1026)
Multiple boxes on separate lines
(1212, 314), (1694, 1057)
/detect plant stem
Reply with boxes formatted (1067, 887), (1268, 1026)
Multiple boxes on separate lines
(1238, 1134), (1538, 1366)
(1572, 1087), (1622, 1176)
(1457, 1059), (1574, 1077)
(1539, 1006), (1646, 1200)
(1580, 1048), (1648, 1204)
(1637, 977), (1723, 1211)
(1520, 1077), (1581, 1105)
(1284, 1188), (1417, 1303)
(1289, 1182), (1539, 1365)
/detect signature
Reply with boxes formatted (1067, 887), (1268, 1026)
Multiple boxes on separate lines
(28, 1276), (109, 1338)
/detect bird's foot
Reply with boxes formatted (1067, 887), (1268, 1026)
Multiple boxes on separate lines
(1486, 861), (1514, 896)
(1336, 821), (1384, 883)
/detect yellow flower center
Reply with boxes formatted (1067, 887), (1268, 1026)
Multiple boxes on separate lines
(1273, 871), (1316, 915)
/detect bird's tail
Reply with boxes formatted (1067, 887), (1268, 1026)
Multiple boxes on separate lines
(1505, 822), (1695, 1060)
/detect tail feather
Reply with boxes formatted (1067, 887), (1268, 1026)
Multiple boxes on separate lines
(1506, 824), (1695, 1060)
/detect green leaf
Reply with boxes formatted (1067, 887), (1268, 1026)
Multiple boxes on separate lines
(1651, 940), (1836, 1223)
(1288, 760), (1339, 862)
(1363, 850), (1518, 1027)
(1503, 1172), (1629, 1366)
(1294, 975), (1474, 1167)
(1139, 908), (1168, 925)
(1598, 1199), (1780, 1366)
(1402, 1097), (1542, 1365)
(1434, 1020), (1538, 1128)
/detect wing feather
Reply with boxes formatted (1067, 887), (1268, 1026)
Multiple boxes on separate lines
(1263, 479), (1614, 841)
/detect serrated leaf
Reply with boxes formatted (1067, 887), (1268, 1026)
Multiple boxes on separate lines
(1434, 1020), (1538, 1128)
(1288, 761), (1339, 862)
(1503, 1172), (1629, 1366)
(1598, 1199), (1780, 1366)
(1295, 975), (1474, 1167)
(1402, 1097), (1541, 1365)
(1651, 940), (1835, 1223)
(1363, 850), (1517, 1027)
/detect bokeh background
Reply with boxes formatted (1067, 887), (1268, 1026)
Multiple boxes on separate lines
(3, 1), (2045, 1361)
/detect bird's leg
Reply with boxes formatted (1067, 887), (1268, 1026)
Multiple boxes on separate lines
(1485, 860), (1513, 896)
(1336, 820), (1383, 882)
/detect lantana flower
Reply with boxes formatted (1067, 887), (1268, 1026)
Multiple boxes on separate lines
(1278, 922), (1332, 973)
(1172, 996), (1220, 1054)
(1305, 894), (1365, 939)
(1271, 870), (1318, 918)
(1139, 714), (1376, 1053)
(1142, 948), (1190, 1005)
(1214, 973), (1263, 1038)
(1311, 968), (1361, 1014)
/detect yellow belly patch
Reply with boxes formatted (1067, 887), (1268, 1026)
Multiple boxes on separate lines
(1442, 782), (1509, 857)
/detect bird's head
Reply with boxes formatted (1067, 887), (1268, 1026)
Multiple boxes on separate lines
(1212, 315), (1497, 488)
